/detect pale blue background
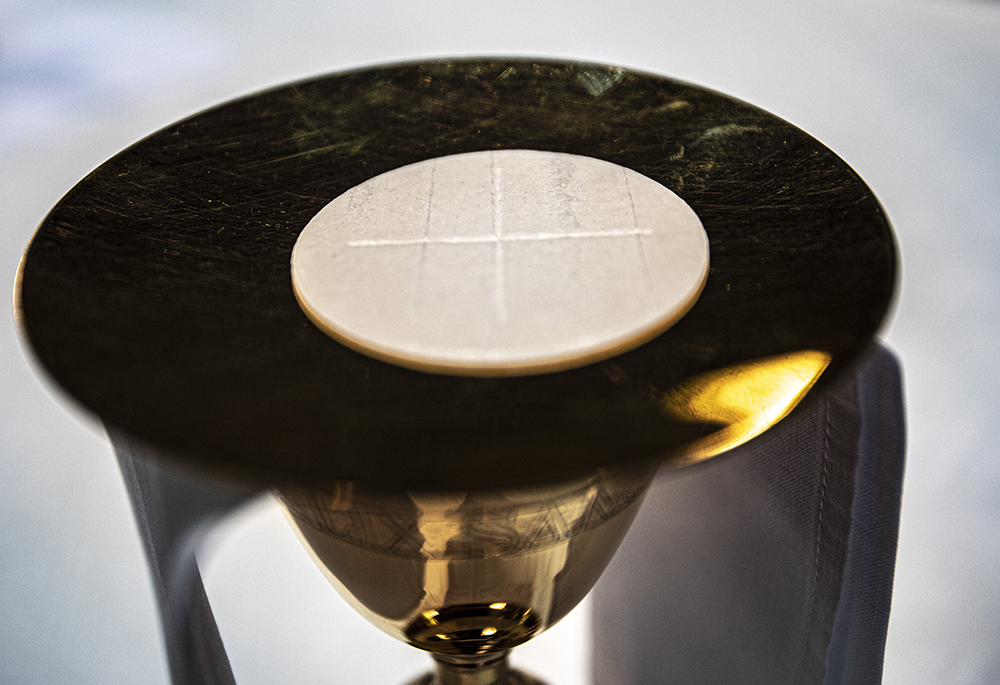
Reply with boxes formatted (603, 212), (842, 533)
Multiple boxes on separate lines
(2, 0), (999, 683)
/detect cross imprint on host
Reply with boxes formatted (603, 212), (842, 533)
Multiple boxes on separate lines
(346, 153), (655, 324)
(290, 149), (709, 375)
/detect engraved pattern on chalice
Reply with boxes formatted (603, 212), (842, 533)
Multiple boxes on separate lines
(277, 465), (655, 684)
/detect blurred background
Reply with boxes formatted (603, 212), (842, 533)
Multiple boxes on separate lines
(2, 0), (998, 683)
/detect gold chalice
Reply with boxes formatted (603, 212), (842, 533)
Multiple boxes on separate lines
(277, 464), (655, 685)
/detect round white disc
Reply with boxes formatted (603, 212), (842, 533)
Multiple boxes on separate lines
(291, 149), (709, 376)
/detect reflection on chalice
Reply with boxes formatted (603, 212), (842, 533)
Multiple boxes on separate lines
(272, 350), (829, 685)
(276, 464), (656, 685)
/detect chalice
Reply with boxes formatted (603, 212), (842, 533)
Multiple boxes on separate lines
(277, 463), (656, 685)
(15, 59), (895, 685)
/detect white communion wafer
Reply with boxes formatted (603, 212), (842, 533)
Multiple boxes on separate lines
(291, 149), (710, 376)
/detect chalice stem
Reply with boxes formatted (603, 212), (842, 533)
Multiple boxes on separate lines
(430, 653), (509, 685)
(418, 652), (543, 685)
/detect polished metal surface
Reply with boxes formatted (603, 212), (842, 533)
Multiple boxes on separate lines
(15, 58), (896, 490)
(277, 464), (652, 646)
(278, 464), (653, 685)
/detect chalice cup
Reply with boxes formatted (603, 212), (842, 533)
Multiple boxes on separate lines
(270, 348), (836, 685)
(276, 463), (656, 685)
